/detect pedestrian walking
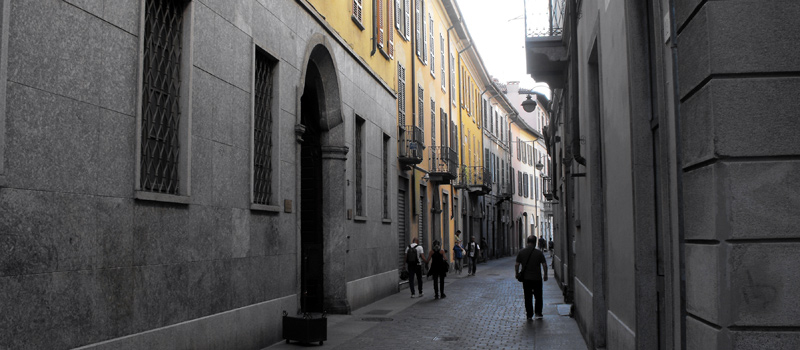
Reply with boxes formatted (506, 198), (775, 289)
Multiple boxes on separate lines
(538, 236), (547, 252)
(426, 240), (448, 299)
(548, 239), (554, 257)
(515, 236), (548, 320)
(405, 237), (427, 298)
(480, 237), (489, 262)
(466, 236), (480, 276)
(453, 241), (464, 274)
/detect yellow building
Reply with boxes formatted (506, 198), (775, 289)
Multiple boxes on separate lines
(307, 0), (498, 270)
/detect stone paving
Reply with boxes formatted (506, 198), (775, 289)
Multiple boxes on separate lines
(266, 255), (587, 350)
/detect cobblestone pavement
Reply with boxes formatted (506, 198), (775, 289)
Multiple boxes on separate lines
(267, 255), (587, 350)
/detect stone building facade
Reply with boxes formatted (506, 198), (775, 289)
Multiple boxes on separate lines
(0, 0), (398, 349)
(527, 0), (800, 349)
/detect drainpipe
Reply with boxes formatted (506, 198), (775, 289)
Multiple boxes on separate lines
(447, 23), (457, 225)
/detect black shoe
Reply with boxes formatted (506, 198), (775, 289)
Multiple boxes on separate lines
(441, 294), (446, 298)
(434, 295), (439, 299)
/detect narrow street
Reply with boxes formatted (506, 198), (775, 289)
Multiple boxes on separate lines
(267, 255), (586, 350)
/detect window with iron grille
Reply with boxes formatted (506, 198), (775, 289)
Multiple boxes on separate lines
(383, 134), (390, 219)
(140, 0), (188, 195)
(398, 63), (406, 125)
(355, 117), (365, 216)
(253, 48), (277, 205)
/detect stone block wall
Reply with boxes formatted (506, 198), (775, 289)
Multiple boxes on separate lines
(0, 0), (398, 349)
(678, 1), (800, 349)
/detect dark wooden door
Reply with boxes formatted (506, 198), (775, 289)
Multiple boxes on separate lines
(301, 78), (324, 313)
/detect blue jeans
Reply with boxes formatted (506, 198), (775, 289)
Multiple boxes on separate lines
(407, 264), (423, 294)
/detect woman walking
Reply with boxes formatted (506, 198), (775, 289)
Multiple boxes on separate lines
(427, 240), (448, 299)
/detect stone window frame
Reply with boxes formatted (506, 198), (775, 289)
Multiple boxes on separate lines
(250, 44), (281, 212)
(382, 133), (391, 222)
(0, 1), (8, 187)
(134, 0), (194, 204)
(354, 115), (367, 221)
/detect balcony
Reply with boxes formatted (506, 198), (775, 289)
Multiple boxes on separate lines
(398, 125), (424, 167)
(524, 0), (568, 88)
(455, 166), (492, 195)
(429, 146), (458, 183)
(500, 182), (513, 199)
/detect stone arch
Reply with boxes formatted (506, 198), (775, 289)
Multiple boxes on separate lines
(297, 36), (350, 315)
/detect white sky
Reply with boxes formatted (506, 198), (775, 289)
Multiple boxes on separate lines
(455, 0), (550, 94)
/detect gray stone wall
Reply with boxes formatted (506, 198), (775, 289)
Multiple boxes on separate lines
(0, 0), (398, 349)
(678, 1), (800, 348)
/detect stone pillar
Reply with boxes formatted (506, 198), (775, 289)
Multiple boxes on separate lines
(320, 145), (350, 314)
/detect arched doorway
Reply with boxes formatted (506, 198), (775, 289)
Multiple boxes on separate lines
(298, 41), (349, 314)
(300, 62), (324, 312)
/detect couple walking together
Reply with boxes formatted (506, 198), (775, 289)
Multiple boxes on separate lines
(405, 237), (448, 299)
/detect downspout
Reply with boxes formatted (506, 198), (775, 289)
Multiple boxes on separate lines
(447, 23), (457, 224)
(667, 0), (686, 347)
(411, 0), (417, 219)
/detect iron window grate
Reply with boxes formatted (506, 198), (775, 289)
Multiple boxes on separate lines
(355, 119), (364, 216)
(253, 49), (276, 205)
(141, 0), (187, 194)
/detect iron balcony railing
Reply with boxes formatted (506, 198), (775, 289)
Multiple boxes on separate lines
(398, 125), (424, 165)
(456, 166), (492, 189)
(429, 146), (458, 179)
(525, 0), (566, 37)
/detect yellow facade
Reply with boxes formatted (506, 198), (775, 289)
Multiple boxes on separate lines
(307, 0), (496, 264)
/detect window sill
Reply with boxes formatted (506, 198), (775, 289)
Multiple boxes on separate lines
(250, 203), (281, 213)
(354, 215), (368, 222)
(135, 190), (190, 205)
(382, 218), (392, 224)
(352, 16), (365, 31)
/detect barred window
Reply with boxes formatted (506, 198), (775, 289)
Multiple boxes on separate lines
(140, 0), (189, 195)
(253, 48), (277, 205)
(355, 117), (365, 216)
(398, 63), (406, 125)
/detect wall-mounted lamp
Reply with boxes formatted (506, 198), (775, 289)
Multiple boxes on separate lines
(521, 94), (537, 113)
(535, 161), (544, 171)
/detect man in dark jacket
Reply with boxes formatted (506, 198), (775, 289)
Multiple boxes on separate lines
(515, 236), (548, 320)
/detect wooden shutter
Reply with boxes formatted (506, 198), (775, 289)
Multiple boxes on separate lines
(404, 0), (410, 39)
(387, 0), (394, 57)
(377, 0), (384, 47)
(353, 0), (363, 24)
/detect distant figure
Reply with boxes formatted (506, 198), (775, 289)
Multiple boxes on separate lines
(467, 236), (480, 276)
(426, 240), (448, 299)
(405, 237), (428, 298)
(515, 236), (548, 320)
(453, 240), (464, 274)
(548, 239), (554, 256)
(538, 236), (547, 252)
(480, 237), (489, 262)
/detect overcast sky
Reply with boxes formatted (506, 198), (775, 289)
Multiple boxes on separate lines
(456, 0), (550, 95)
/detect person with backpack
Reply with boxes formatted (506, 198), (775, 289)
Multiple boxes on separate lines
(453, 241), (464, 275)
(466, 236), (480, 276)
(426, 240), (448, 299)
(405, 237), (427, 298)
